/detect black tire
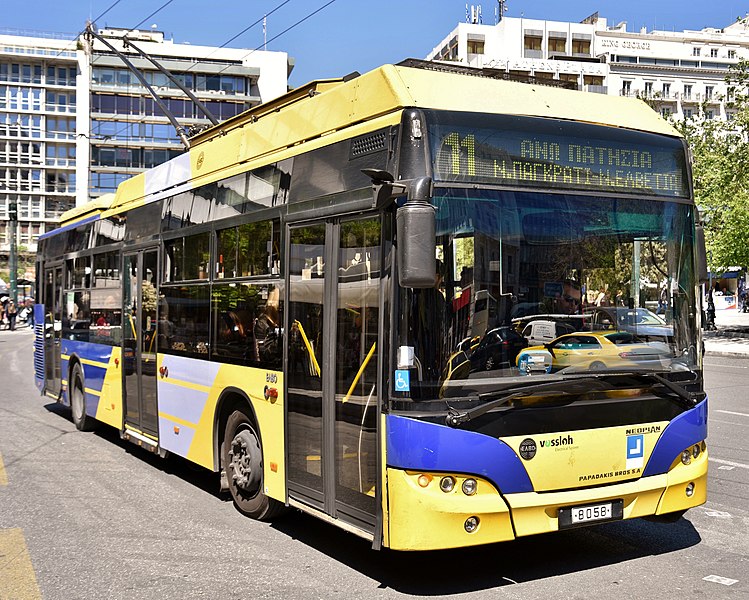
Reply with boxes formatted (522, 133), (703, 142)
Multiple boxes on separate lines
(70, 363), (96, 431)
(223, 409), (285, 521)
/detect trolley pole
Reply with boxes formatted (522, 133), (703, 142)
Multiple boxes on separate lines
(8, 201), (18, 305)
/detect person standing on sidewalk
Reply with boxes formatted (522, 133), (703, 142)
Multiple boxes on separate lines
(6, 299), (17, 331)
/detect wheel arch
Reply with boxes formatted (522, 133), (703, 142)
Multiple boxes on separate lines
(213, 386), (260, 472)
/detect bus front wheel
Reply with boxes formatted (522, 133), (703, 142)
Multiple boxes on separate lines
(223, 410), (285, 521)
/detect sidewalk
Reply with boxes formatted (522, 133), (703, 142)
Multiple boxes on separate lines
(703, 308), (749, 358)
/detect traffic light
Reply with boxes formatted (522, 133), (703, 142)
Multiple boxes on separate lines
(8, 201), (17, 222)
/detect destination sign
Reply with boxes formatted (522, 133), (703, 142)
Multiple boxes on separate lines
(428, 113), (689, 198)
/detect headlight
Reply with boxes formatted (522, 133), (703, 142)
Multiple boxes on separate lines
(439, 476), (456, 493)
(681, 450), (692, 465)
(462, 478), (478, 496)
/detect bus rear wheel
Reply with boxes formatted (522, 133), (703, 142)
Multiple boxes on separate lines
(223, 410), (285, 521)
(70, 363), (95, 431)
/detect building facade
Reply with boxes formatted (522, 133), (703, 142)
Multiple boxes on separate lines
(0, 26), (292, 260)
(426, 11), (749, 120)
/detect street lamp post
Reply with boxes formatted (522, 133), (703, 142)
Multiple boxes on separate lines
(8, 201), (18, 306)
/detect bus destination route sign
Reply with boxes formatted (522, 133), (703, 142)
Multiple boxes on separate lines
(429, 116), (689, 198)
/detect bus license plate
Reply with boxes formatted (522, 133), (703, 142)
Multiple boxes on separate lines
(558, 499), (623, 529)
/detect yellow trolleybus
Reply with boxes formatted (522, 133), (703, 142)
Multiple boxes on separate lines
(34, 60), (708, 551)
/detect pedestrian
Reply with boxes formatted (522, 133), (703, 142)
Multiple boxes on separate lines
(6, 299), (17, 331)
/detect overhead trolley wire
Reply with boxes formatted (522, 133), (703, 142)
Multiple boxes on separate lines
(127, 0), (177, 33)
(51, 0), (127, 59)
(216, 0), (338, 75)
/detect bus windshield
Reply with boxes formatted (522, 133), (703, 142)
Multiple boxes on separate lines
(395, 187), (699, 399)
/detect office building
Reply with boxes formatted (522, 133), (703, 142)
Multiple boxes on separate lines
(0, 26), (292, 260)
(426, 10), (749, 120)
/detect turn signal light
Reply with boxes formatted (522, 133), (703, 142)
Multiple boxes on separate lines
(417, 474), (432, 488)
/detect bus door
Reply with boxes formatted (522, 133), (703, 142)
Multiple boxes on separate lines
(286, 217), (382, 532)
(122, 248), (159, 439)
(43, 265), (63, 397)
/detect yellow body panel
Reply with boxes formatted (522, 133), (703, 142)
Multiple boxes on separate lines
(94, 347), (123, 428)
(656, 449), (708, 514)
(154, 356), (286, 502)
(501, 422), (669, 491)
(386, 468), (514, 551)
(384, 450), (707, 550)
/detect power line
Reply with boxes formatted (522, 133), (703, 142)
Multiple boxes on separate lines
(128, 0), (177, 32)
(51, 0), (126, 59)
(175, 0), (293, 77)
(220, 0), (292, 49)
(92, 0), (125, 24)
(217, 0), (338, 75)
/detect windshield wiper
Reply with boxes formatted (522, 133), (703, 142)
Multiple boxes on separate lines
(445, 376), (616, 427)
(444, 371), (705, 427)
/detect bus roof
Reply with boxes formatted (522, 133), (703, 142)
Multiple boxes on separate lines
(79, 62), (684, 222)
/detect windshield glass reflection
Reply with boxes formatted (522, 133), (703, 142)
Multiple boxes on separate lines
(396, 188), (699, 399)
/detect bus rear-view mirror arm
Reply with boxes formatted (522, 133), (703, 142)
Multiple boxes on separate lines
(362, 170), (437, 289)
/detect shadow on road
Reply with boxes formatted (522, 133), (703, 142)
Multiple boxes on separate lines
(270, 503), (702, 595)
(43, 401), (702, 595)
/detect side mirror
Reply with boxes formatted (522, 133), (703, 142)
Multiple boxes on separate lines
(396, 177), (436, 288)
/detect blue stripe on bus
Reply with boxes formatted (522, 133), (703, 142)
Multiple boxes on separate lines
(61, 339), (113, 391)
(642, 398), (708, 477)
(38, 214), (100, 240)
(386, 414), (533, 494)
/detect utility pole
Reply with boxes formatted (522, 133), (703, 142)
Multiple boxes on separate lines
(8, 200), (18, 305)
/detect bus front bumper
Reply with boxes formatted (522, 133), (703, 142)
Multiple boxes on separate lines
(384, 450), (707, 551)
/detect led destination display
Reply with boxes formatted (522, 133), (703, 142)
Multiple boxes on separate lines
(428, 112), (689, 198)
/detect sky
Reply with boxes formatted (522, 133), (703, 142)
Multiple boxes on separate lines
(2, 0), (747, 87)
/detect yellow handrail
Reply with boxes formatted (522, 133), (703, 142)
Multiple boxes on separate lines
(294, 320), (320, 377)
(343, 342), (376, 404)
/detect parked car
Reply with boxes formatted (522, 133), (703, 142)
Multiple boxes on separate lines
(469, 326), (528, 372)
(584, 307), (673, 343)
(516, 331), (672, 374)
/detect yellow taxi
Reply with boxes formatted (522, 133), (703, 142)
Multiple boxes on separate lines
(516, 331), (672, 375)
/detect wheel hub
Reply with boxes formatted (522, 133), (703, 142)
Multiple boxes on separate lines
(228, 430), (261, 494)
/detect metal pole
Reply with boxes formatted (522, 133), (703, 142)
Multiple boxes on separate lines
(8, 201), (17, 305)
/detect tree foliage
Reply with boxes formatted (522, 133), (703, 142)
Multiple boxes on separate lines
(672, 59), (749, 271)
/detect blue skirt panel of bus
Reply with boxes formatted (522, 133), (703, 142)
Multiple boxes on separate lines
(385, 414), (534, 493)
(33, 304), (46, 393)
(642, 398), (708, 477)
(61, 339), (113, 411)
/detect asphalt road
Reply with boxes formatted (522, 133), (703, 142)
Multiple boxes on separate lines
(0, 328), (747, 600)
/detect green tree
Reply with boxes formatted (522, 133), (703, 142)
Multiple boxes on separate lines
(672, 60), (749, 271)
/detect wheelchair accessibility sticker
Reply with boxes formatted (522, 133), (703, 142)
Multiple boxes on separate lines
(626, 434), (644, 470)
(394, 369), (410, 392)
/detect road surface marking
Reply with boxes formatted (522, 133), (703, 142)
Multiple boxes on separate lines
(715, 409), (749, 418)
(0, 452), (6, 485)
(705, 509), (732, 518)
(709, 457), (749, 470)
(703, 575), (738, 586)
(718, 465), (735, 470)
(0, 529), (42, 600)
(703, 362), (749, 369)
